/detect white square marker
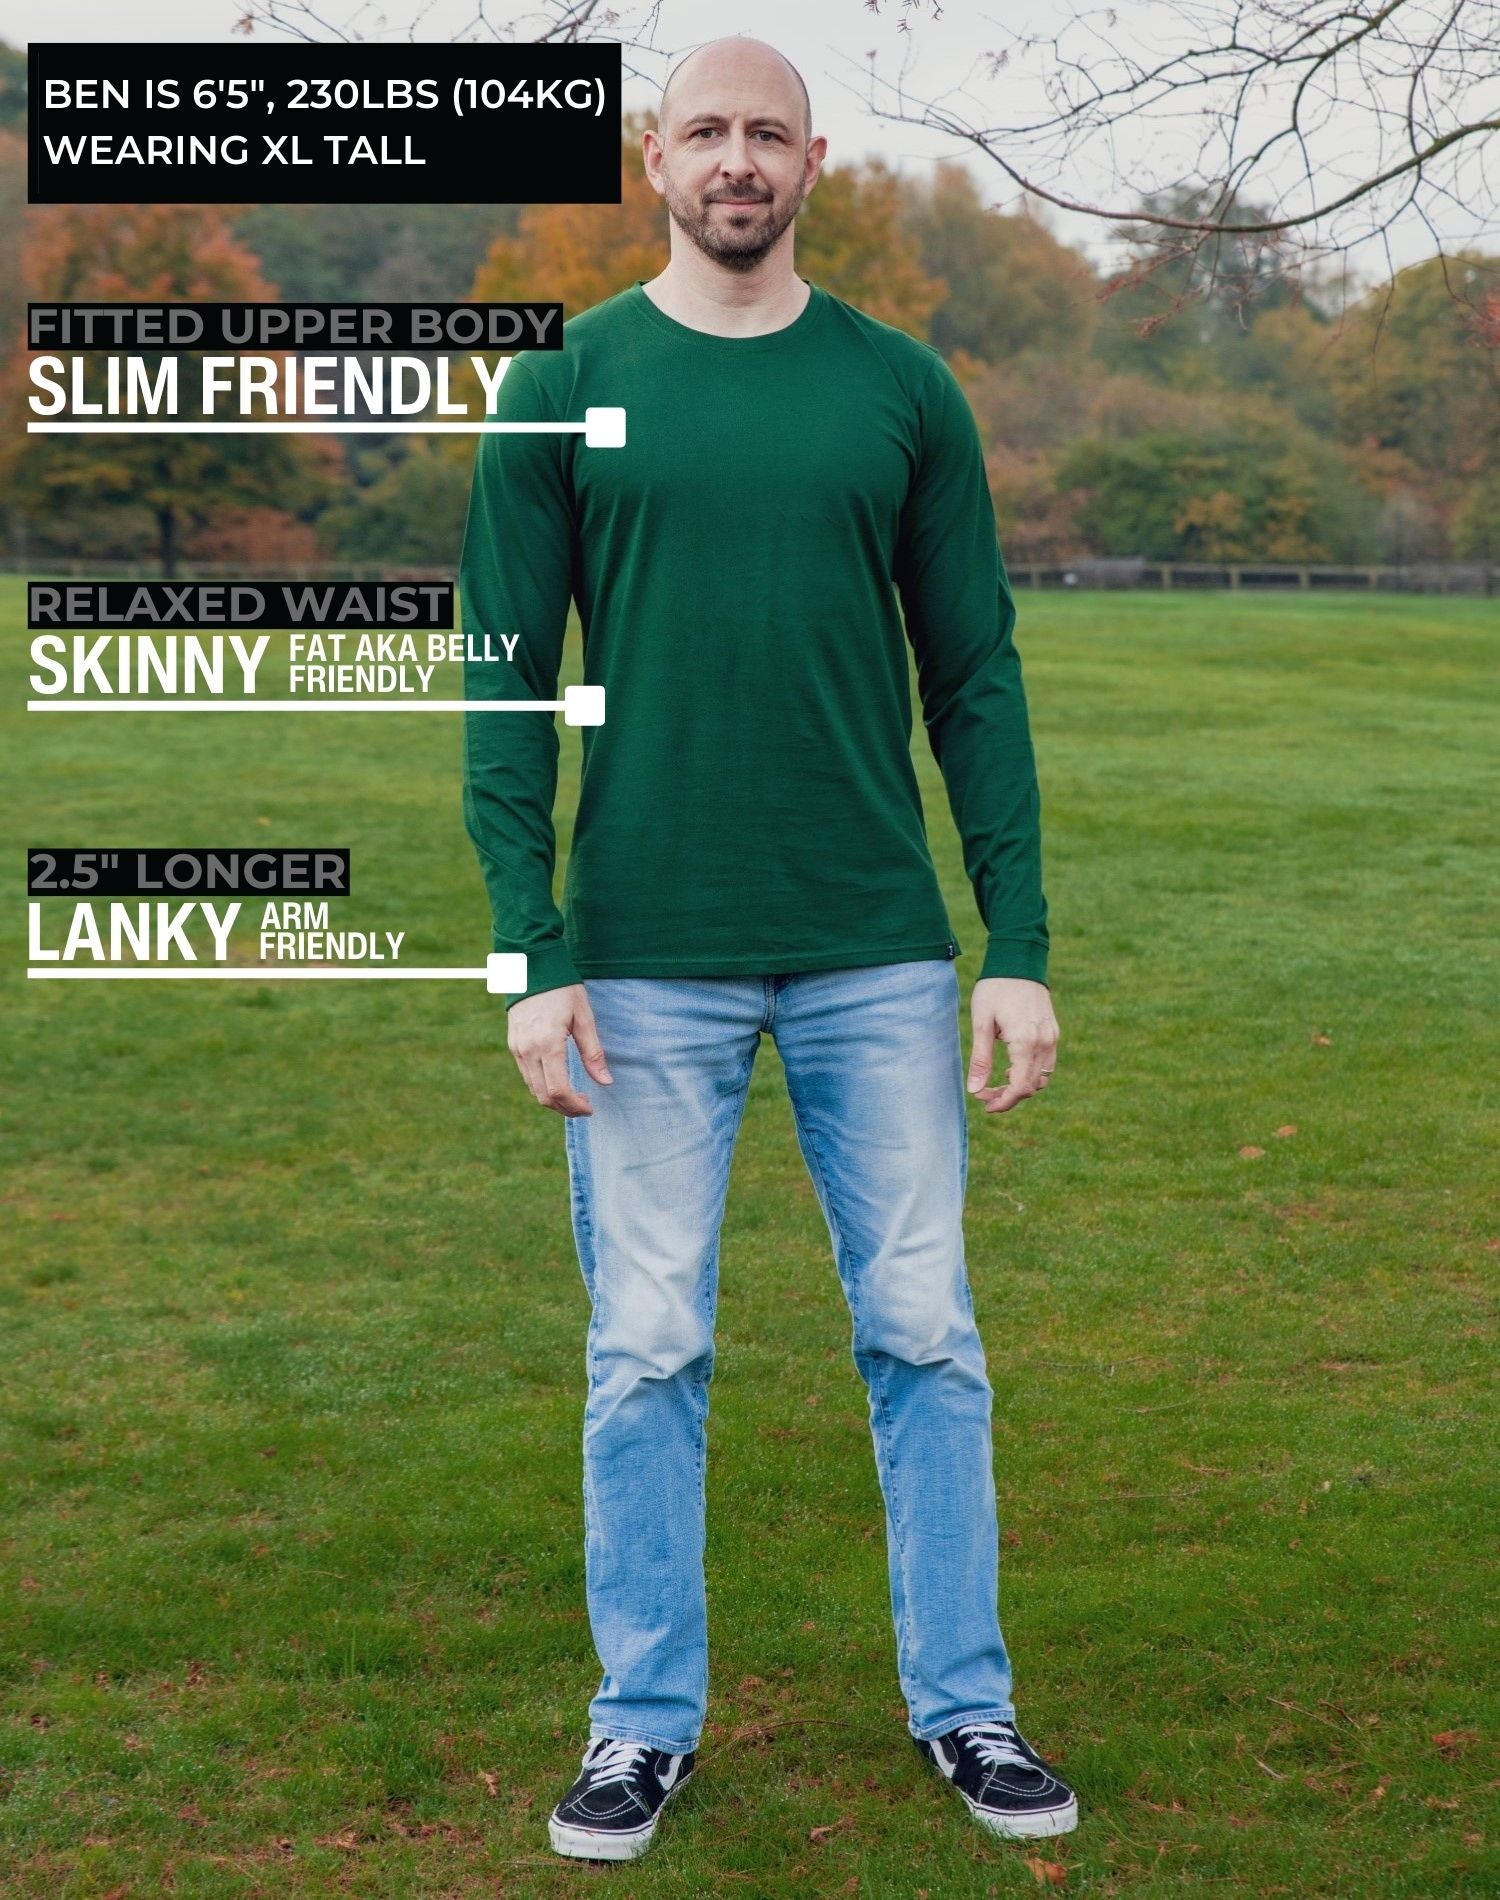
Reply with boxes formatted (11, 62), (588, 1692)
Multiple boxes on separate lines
(584, 406), (627, 448)
(486, 953), (530, 994)
(563, 684), (607, 727)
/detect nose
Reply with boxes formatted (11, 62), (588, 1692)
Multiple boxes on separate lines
(718, 128), (762, 187)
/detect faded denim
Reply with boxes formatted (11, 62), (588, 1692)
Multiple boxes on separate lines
(562, 959), (1017, 1753)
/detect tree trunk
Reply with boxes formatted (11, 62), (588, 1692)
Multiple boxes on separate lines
(157, 505), (178, 579)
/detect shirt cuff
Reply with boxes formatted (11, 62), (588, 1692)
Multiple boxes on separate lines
(501, 938), (582, 1008)
(978, 937), (1049, 987)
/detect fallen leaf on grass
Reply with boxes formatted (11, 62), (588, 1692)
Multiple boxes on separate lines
(1025, 1857), (1069, 1885)
(1432, 1730), (1480, 1757)
(479, 1770), (500, 1797)
(809, 1815), (852, 1842)
(1238, 1146), (1265, 1160)
(1273, 1125), (1297, 1138)
(316, 1829), (360, 1851)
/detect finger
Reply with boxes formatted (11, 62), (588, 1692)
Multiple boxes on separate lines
(572, 1000), (613, 1085)
(511, 1044), (551, 1110)
(966, 1013), (997, 1095)
(539, 1044), (593, 1117)
(985, 1032), (1046, 1113)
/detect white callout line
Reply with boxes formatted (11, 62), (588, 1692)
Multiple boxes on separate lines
(34, 700), (553, 713)
(27, 955), (529, 991)
(28, 408), (627, 442)
(27, 687), (607, 722)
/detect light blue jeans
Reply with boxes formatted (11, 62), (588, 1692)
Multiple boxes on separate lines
(562, 959), (1017, 1754)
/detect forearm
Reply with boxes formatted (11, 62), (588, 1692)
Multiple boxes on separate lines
(461, 703), (580, 998)
(927, 645), (1049, 986)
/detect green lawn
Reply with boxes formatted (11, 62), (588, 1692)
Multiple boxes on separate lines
(2, 579), (1495, 1896)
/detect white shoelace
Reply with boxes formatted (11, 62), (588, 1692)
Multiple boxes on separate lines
(585, 1738), (654, 1790)
(965, 1723), (1035, 1774)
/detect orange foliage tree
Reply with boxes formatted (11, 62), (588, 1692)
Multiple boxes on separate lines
(2, 202), (338, 573)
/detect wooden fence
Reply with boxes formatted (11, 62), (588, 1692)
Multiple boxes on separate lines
(1008, 559), (1495, 595)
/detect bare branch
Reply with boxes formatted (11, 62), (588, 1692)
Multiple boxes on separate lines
(852, 0), (1499, 307)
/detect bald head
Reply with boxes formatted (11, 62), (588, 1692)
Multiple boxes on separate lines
(658, 35), (813, 147)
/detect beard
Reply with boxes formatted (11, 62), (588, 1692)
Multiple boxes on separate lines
(659, 171), (806, 272)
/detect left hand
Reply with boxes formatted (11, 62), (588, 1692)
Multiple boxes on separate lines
(966, 976), (1059, 1115)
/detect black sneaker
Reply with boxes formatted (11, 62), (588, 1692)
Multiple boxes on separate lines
(916, 1719), (1078, 1838)
(547, 1736), (696, 1861)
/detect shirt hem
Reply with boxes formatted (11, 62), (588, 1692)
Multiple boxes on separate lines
(569, 940), (960, 980)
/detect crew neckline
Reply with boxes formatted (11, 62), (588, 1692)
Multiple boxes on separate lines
(626, 277), (826, 351)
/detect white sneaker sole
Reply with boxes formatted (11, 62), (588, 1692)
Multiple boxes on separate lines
(547, 1773), (692, 1861)
(963, 1790), (1079, 1838)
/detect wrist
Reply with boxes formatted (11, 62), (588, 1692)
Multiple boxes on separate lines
(978, 937), (1048, 987)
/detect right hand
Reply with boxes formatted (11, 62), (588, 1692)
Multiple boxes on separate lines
(507, 983), (613, 1116)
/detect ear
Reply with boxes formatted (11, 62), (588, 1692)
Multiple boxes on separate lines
(641, 128), (668, 199)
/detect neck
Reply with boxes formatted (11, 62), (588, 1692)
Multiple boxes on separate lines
(642, 243), (809, 339)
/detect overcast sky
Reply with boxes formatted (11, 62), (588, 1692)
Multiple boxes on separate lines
(10, 0), (1495, 286)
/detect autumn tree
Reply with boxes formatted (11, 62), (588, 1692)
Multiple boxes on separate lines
(795, 157), (941, 335)
(900, 164), (1096, 366)
(0, 40), (23, 133)
(0, 128), (22, 372)
(470, 112), (668, 314)
(2, 202), (338, 574)
(1320, 255), (1500, 507)
(1053, 400), (1379, 563)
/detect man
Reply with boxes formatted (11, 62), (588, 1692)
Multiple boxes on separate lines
(460, 33), (1077, 1863)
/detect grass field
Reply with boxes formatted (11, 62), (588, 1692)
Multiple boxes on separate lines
(1, 578), (1495, 1897)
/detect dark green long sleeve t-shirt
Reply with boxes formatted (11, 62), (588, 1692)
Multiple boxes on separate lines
(460, 277), (1049, 1003)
